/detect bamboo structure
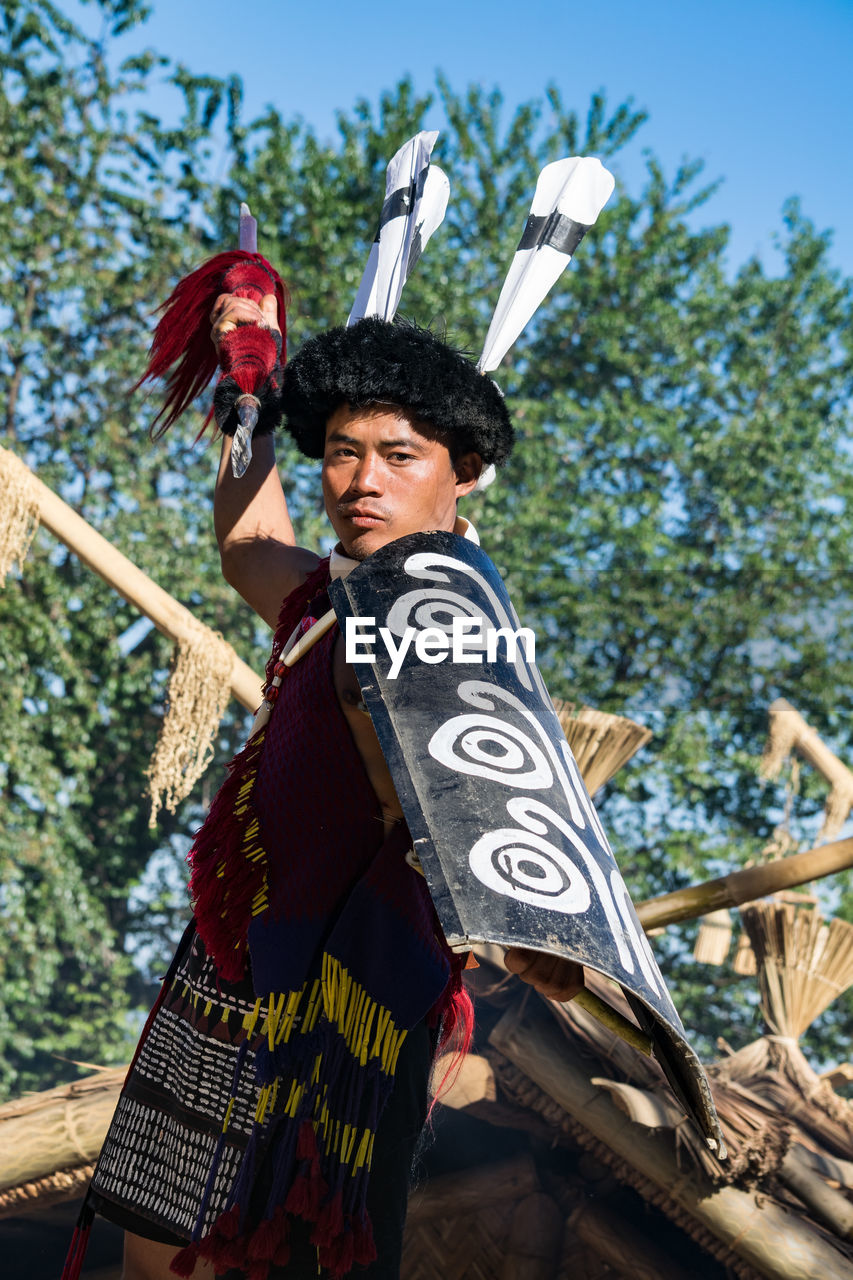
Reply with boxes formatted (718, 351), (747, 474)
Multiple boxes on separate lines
(500, 1193), (563, 1280)
(490, 999), (853, 1280)
(566, 1199), (697, 1280)
(552, 699), (652, 793)
(0, 1068), (125, 1195)
(0, 446), (264, 819)
(761, 698), (853, 841)
(635, 836), (853, 931)
(406, 1154), (539, 1225)
(0, 448), (262, 708)
(0, 1164), (95, 1219)
(0, 447), (40, 579)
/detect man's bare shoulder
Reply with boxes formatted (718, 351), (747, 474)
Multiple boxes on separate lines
(221, 537), (323, 630)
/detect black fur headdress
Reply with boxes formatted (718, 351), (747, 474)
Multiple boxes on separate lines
(279, 317), (514, 467)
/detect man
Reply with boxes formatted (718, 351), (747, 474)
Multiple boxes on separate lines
(77, 294), (581, 1280)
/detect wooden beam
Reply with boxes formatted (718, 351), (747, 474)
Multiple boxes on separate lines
(7, 449), (263, 711)
(780, 1147), (853, 1240)
(489, 999), (853, 1280)
(636, 838), (853, 932)
(0, 1069), (124, 1192)
(432, 1053), (496, 1110)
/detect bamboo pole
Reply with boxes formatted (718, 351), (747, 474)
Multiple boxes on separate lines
(14, 453), (263, 711)
(635, 838), (853, 932)
(762, 698), (853, 840)
(0, 1068), (125, 1192)
(490, 1001), (853, 1280)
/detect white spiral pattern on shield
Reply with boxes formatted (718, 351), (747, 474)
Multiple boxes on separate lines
(385, 587), (486, 640)
(468, 828), (590, 914)
(429, 713), (552, 789)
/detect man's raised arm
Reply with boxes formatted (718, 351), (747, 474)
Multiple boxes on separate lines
(211, 293), (319, 628)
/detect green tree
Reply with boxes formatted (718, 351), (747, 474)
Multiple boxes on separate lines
(2, 0), (852, 1099)
(0, 0), (263, 1096)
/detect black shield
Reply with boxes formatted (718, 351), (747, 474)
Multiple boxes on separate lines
(329, 531), (721, 1147)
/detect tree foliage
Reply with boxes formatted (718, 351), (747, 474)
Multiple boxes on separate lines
(1, 0), (852, 1097)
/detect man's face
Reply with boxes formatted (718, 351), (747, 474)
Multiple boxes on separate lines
(321, 403), (481, 560)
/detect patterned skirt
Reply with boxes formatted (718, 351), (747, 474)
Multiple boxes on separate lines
(88, 922), (433, 1274)
(90, 923), (270, 1244)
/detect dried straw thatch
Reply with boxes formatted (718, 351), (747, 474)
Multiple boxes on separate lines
(740, 900), (853, 1039)
(146, 617), (236, 824)
(693, 907), (733, 965)
(0, 445), (40, 582)
(551, 700), (652, 793)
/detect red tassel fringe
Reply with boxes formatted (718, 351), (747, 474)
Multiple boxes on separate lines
(429, 955), (475, 1114)
(187, 726), (268, 983)
(169, 1241), (201, 1277)
(188, 560), (332, 982)
(312, 1189), (344, 1245)
(196, 1203), (246, 1272)
(247, 1208), (286, 1262)
(138, 251), (289, 437)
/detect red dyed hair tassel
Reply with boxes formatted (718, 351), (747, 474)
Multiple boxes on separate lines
(137, 252), (289, 437)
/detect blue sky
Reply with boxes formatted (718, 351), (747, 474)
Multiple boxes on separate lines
(81, 0), (853, 280)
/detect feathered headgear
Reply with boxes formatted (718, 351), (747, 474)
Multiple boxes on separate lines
(139, 138), (614, 495)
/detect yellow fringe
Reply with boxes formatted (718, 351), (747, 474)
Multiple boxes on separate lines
(208, 962), (401, 1178)
(222, 1098), (235, 1132)
(320, 954), (405, 1075)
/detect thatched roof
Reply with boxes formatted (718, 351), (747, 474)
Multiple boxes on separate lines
(4, 959), (853, 1278)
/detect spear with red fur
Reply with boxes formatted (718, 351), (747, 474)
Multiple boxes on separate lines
(138, 204), (289, 477)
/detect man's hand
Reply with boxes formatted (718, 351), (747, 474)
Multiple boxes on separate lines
(504, 947), (584, 1001)
(210, 292), (280, 353)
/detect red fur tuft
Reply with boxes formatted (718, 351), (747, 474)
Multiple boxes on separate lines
(137, 251), (289, 437)
(217, 326), (280, 397)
